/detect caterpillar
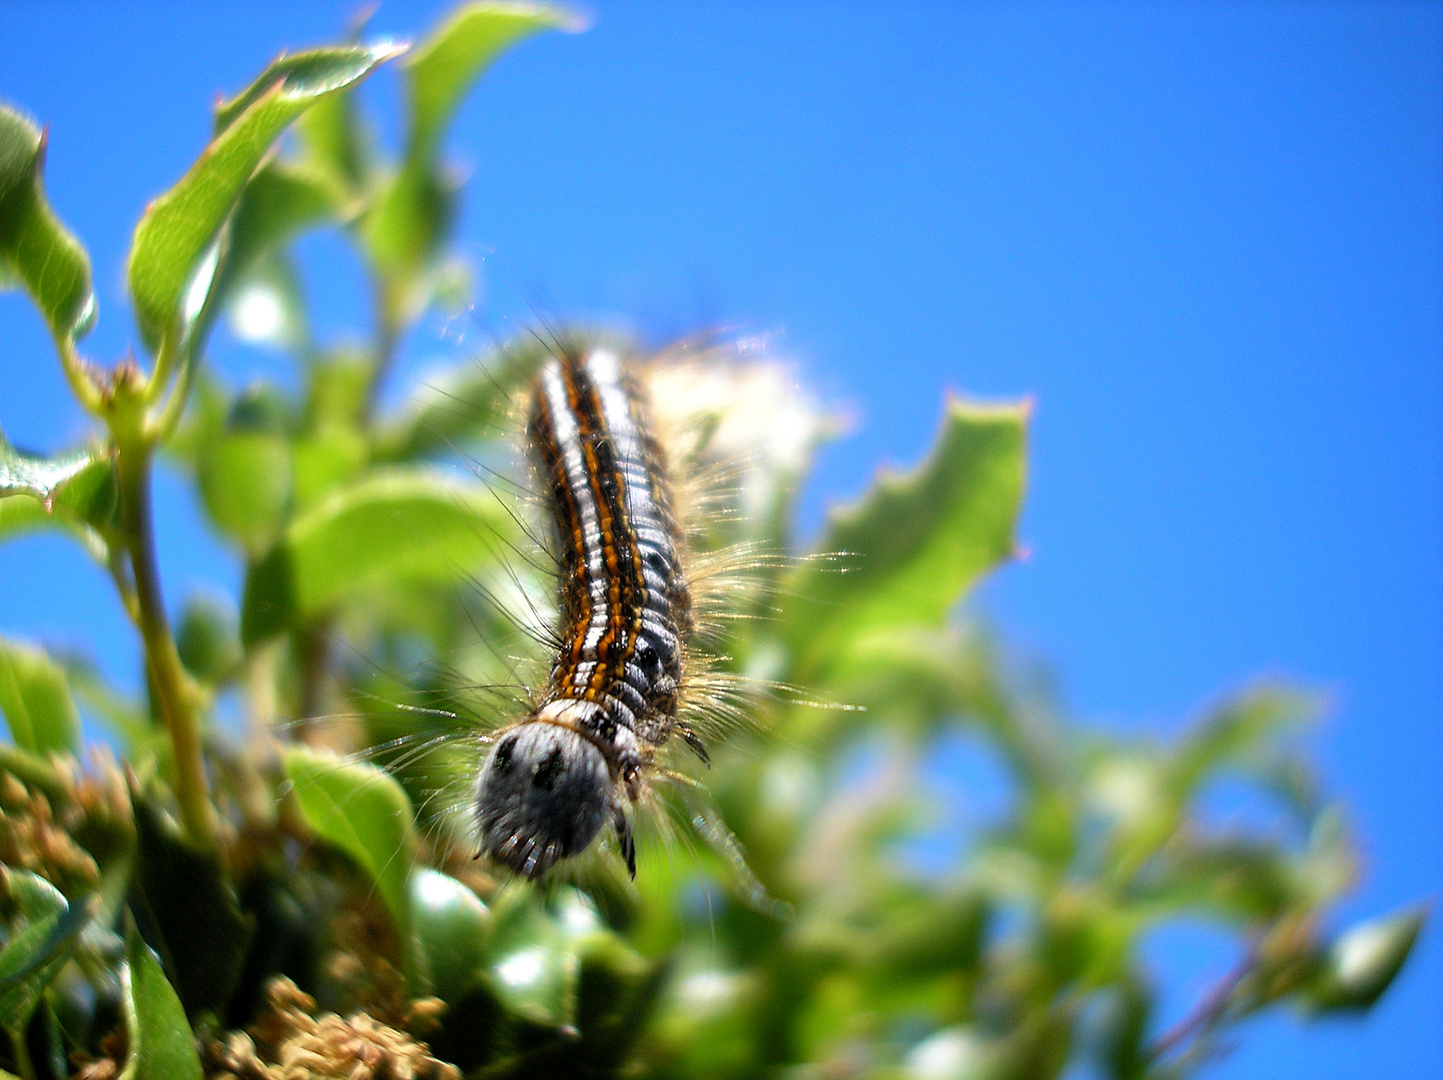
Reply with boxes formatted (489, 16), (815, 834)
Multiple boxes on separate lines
(473, 347), (699, 879)
(309, 332), (822, 894)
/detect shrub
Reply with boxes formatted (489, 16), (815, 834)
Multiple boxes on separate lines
(0, 5), (1421, 1078)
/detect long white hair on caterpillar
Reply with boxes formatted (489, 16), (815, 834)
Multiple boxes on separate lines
(305, 329), (837, 904)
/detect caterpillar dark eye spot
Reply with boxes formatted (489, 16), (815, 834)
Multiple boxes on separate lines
(531, 746), (565, 790)
(493, 734), (518, 774)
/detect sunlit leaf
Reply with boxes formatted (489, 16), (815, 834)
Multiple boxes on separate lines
(127, 43), (401, 353)
(0, 104), (95, 341)
(122, 918), (203, 1080)
(0, 436), (116, 552)
(224, 251), (308, 350)
(240, 469), (514, 643)
(213, 163), (349, 341)
(0, 636), (81, 756)
(1170, 685), (1320, 796)
(486, 887), (601, 1029)
(412, 868), (491, 1002)
(406, 3), (578, 166)
(778, 397), (1027, 681)
(365, 4), (576, 285)
(197, 430), (292, 554)
(282, 747), (417, 938)
(295, 90), (371, 195)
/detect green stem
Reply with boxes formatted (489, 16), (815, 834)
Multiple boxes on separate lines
(54, 336), (103, 416)
(10, 1022), (34, 1080)
(362, 274), (403, 421)
(116, 440), (215, 848)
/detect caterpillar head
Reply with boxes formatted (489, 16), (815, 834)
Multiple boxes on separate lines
(475, 706), (638, 879)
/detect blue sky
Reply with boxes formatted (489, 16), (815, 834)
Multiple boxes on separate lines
(1, 2), (1439, 1076)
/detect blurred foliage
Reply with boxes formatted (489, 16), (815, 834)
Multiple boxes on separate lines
(0, 4), (1423, 1079)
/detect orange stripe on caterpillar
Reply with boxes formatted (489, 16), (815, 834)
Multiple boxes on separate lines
(475, 348), (694, 880)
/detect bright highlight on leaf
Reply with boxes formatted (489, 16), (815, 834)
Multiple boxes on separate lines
(126, 42), (402, 356)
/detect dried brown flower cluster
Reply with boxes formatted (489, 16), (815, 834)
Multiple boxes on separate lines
(206, 977), (457, 1080)
(0, 752), (133, 901)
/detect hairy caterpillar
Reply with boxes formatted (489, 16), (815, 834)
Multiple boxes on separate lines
(475, 347), (697, 879)
(341, 333), (824, 890)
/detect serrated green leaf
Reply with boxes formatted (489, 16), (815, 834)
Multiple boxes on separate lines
(0, 437), (115, 521)
(127, 43), (401, 354)
(282, 747), (416, 939)
(0, 104), (95, 342)
(122, 918), (203, 1080)
(0, 637), (81, 756)
(240, 470), (514, 643)
(778, 397), (1028, 680)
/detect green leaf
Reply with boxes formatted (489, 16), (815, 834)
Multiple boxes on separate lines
(0, 637), (81, 756)
(364, 4), (576, 286)
(373, 339), (550, 462)
(126, 43), (401, 354)
(129, 794), (252, 1020)
(1, 870), (66, 925)
(487, 887), (601, 1029)
(197, 431), (292, 554)
(212, 163), (350, 342)
(1308, 907), (1426, 1013)
(174, 594), (242, 686)
(0, 437), (116, 560)
(406, 4), (577, 166)
(572, 933), (665, 1068)
(778, 397), (1028, 680)
(0, 436), (116, 526)
(295, 91), (371, 195)
(0, 104), (95, 341)
(0, 886), (95, 1045)
(240, 470), (515, 643)
(1170, 685), (1320, 796)
(122, 918), (203, 1080)
(282, 746), (417, 939)
(412, 868), (491, 1003)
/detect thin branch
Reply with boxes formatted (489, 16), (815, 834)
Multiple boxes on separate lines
(116, 440), (215, 847)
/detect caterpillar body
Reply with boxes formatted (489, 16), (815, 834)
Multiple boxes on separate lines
(475, 347), (710, 880)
